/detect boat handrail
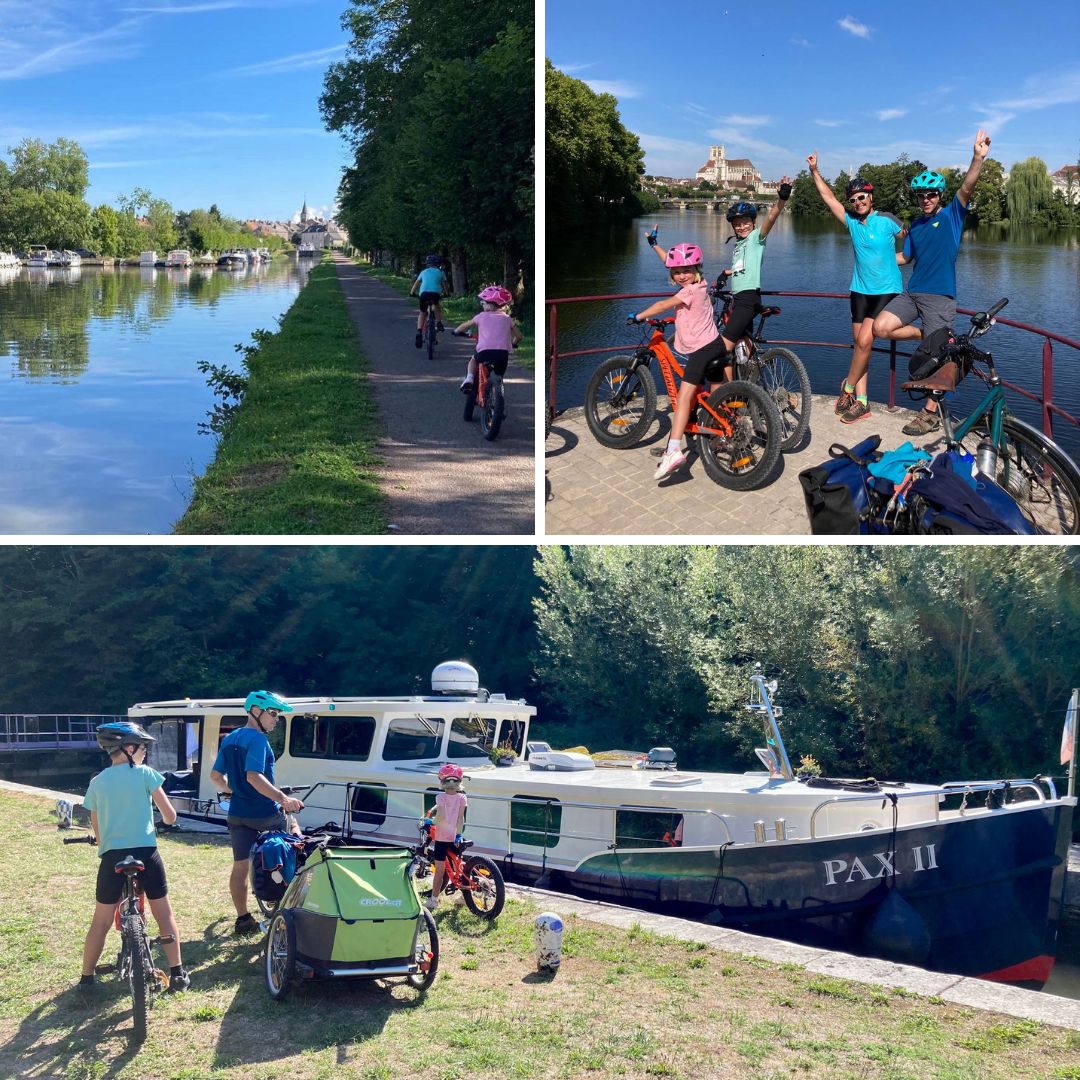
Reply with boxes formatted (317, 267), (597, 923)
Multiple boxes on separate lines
(807, 778), (1049, 838)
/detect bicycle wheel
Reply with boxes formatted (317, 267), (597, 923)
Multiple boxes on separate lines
(753, 347), (811, 452)
(461, 855), (506, 919)
(123, 915), (149, 1042)
(406, 908), (439, 991)
(480, 373), (505, 441)
(584, 355), (657, 448)
(463, 382), (478, 422)
(694, 379), (782, 490)
(265, 910), (297, 1001)
(960, 415), (1080, 534)
(426, 318), (437, 360)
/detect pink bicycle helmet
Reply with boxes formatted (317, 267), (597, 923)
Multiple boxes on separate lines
(438, 763), (464, 781)
(478, 285), (513, 306)
(664, 243), (703, 269)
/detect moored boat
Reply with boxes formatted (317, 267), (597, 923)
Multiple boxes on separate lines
(127, 663), (1076, 989)
(165, 250), (193, 268)
(27, 245), (51, 267)
(216, 250), (247, 269)
(297, 243), (318, 258)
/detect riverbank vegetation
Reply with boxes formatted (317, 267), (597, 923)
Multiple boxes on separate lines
(2, 788), (1078, 1080)
(320, 0), (533, 303)
(174, 262), (385, 535)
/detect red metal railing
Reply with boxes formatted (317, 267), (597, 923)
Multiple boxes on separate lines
(546, 290), (1080, 443)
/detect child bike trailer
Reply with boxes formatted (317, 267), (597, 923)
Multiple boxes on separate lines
(264, 843), (438, 1000)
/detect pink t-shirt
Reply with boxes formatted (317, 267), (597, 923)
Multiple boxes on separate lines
(435, 790), (467, 842)
(672, 280), (719, 355)
(474, 310), (514, 353)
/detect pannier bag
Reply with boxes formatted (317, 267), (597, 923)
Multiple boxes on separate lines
(250, 830), (305, 902)
(799, 435), (893, 534)
(907, 326), (958, 381)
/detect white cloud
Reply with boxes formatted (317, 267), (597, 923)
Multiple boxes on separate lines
(227, 44), (347, 77)
(877, 108), (907, 121)
(584, 79), (640, 99)
(123, 2), (245, 11)
(993, 68), (1080, 110)
(814, 119), (845, 128)
(0, 16), (145, 79)
(790, 36), (813, 47)
(724, 114), (770, 127)
(838, 16), (871, 39)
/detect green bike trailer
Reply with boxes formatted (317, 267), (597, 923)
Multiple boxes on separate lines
(264, 844), (439, 1000)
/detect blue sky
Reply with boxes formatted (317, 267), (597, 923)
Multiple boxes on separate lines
(548, 1), (1080, 183)
(0, 0), (353, 221)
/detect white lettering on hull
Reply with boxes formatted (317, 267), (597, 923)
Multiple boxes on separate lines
(823, 845), (939, 886)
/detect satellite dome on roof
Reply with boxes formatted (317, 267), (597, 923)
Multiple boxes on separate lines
(431, 661), (479, 695)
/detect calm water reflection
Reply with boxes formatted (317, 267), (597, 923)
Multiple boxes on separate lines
(548, 214), (1080, 460)
(0, 260), (312, 534)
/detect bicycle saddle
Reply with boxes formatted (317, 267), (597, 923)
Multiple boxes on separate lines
(455, 838), (475, 852)
(753, 304), (781, 317)
(114, 856), (145, 874)
(901, 359), (963, 396)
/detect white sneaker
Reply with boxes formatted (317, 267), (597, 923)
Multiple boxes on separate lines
(424, 896), (439, 911)
(654, 448), (687, 481)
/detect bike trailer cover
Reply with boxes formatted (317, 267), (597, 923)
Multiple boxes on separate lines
(249, 830), (304, 902)
(908, 452), (1037, 535)
(799, 435), (892, 534)
(290, 847), (421, 966)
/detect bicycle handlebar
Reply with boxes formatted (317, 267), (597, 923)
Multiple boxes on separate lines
(63, 834), (97, 845)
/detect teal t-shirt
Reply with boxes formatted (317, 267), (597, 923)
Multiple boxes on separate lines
(82, 763), (164, 855)
(729, 228), (766, 291)
(845, 210), (903, 295)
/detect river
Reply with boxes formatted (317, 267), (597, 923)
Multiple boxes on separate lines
(548, 212), (1080, 461)
(0, 258), (313, 534)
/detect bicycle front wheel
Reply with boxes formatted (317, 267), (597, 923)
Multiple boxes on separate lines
(694, 379), (782, 490)
(962, 416), (1080, 534)
(124, 916), (150, 1042)
(753, 347), (811, 452)
(461, 855), (506, 919)
(584, 356), (657, 448)
(426, 319), (437, 360)
(480, 374), (505, 441)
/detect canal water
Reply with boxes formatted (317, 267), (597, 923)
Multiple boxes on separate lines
(0, 259), (313, 534)
(548, 213), (1080, 461)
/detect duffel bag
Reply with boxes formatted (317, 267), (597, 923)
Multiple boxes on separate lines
(798, 435), (893, 534)
(249, 830), (304, 901)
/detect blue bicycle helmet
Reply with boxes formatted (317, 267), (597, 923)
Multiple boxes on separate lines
(725, 201), (758, 222)
(244, 690), (293, 715)
(910, 170), (946, 192)
(97, 722), (155, 766)
(425, 253), (441, 266)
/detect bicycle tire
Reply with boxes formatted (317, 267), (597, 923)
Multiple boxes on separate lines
(406, 908), (439, 991)
(426, 319), (437, 360)
(265, 910), (297, 1001)
(694, 379), (782, 490)
(480, 373), (505, 441)
(463, 383), (478, 422)
(584, 355), (657, 448)
(960, 415), (1080, 535)
(461, 855), (506, 919)
(751, 347), (812, 452)
(124, 914), (150, 1042)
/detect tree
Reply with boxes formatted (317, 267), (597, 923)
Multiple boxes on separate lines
(8, 137), (88, 197)
(1006, 157), (1055, 224)
(90, 204), (122, 256)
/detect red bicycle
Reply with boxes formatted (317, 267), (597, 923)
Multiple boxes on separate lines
(454, 330), (508, 441)
(410, 822), (506, 919)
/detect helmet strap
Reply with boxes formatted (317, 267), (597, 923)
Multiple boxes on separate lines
(122, 745), (138, 768)
(251, 707), (269, 735)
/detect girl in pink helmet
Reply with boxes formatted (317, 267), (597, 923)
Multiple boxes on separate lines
(424, 763), (468, 910)
(453, 285), (523, 397)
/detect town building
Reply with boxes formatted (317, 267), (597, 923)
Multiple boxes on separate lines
(1052, 164), (1080, 204)
(695, 145), (763, 192)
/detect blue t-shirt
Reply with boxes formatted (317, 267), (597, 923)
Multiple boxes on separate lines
(417, 267), (447, 294)
(213, 726), (278, 819)
(905, 198), (968, 297)
(845, 210), (903, 295)
(83, 763), (164, 856)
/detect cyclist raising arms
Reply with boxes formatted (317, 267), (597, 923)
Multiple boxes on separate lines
(409, 255), (449, 349)
(455, 285), (522, 395)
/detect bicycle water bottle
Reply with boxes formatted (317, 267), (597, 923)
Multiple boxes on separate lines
(976, 437), (998, 477)
(735, 340), (749, 365)
(535, 911), (564, 972)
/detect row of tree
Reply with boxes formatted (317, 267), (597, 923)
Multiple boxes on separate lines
(0, 139), (284, 255)
(1, 546), (1076, 788)
(319, 0), (533, 303)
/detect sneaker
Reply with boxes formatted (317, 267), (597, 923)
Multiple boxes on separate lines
(234, 913), (259, 936)
(840, 400), (872, 425)
(168, 969), (191, 993)
(835, 379), (856, 415)
(459, 378), (474, 394)
(424, 896), (439, 911)
(76, 976), (100, 1000)
(436, 321), (445, 332)
(414, 331), (422, 349)
(901, 408), (941, 436)
(653, 448), (687, 481)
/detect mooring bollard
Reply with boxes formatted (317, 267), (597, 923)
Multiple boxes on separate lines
(56, 799), (73, 829)
(535, 911), (564, 971)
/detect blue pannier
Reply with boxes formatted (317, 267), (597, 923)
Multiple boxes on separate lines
(798, 435), (893, 535)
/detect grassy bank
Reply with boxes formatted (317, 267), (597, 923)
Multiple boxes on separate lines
(175, 262), (386, 535)
(2, 789), (1079, 1080)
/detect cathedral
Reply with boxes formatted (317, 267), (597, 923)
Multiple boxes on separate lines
(695, 145), (763, 191)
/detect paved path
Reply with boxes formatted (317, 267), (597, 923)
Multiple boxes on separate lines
(333, 256), (534, 535)
(545, 390), (943, 535)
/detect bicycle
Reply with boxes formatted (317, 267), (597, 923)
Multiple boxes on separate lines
(711, 282), (812, 452)
(584, 316), (782, 490)
(424, 304), (440, 360)
(65, 834), (170, 1042)
(901, 297), (1080, 534)
(455, 331), (507, 441)
(410, 822), (506, 919)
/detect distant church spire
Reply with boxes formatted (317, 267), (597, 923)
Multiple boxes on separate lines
(300, 198), (309, 224)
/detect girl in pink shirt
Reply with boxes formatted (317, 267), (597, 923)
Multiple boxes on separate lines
(425, 765), (469, 910)
(454, 285), (523, 395)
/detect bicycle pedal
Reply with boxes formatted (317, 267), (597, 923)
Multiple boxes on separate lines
(94, 963), (116, 975)
(153, 935), (175, 946)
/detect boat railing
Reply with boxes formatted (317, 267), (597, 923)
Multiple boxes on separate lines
(0, 714), (118, 750)
(807, 778), (1051, 838)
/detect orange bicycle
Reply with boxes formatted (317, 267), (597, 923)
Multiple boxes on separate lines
(584, 316), (782, 490)
(410, 822), (506, 919)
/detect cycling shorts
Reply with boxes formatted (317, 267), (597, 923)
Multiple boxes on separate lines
(881, 292), (956, 338)
(418, 291), (441, 311)
(719, 289), (760, 348)
(850, 291), (898, 324)
(227, 810), (288, 861)
(96, 846), (168, 905)
(680, 336), (728, 386)
(432, 840), (456, 861)
(476, 349), (509, 377)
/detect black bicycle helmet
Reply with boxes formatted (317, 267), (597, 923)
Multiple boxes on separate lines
(725, 201), (758, 223)
(97, 722), (155, 766)
(845, 177), (874, 198)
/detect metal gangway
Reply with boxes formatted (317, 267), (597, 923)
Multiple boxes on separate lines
(0, 715), (122, 751)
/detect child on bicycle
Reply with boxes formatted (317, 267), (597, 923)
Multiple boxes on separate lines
(454, 285), (522, 395)
(409, 254), (449, 348)
(422, 763), (468, 910)
(79, 723), (189, 994)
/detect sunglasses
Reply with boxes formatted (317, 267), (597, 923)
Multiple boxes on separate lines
(849, 194), (871, 204)
(263, 708), (282, 718)
(915, 191), (940, 199)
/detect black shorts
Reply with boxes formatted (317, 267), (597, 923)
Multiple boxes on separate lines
(850, 291), (898, 323)
(720, 289), (760, 346)
(431, 840), (457, 861)
(476, 349), (509, 377)
(96, 846), (167, 905)
(680, 336), (728, 386)
(419, 291), (441, 312)
(228, 811), (288, 861)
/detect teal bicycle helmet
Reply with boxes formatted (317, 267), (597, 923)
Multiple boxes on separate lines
(910, 170), (946, 192)
(244, 690), (293, 714)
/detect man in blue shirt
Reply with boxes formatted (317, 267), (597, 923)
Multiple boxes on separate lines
(211, 690), (303, 934)
(872, 129), (992, 435)
(409, 254), (450, 348)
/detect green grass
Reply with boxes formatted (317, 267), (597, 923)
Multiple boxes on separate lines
(174, 262), (386, 535)
(3, 786), (1080, 1079)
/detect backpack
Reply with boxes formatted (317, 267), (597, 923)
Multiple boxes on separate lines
(908, 327), (958, 381)
(798, 435), (894, 534)
(249, 830), (304, 901)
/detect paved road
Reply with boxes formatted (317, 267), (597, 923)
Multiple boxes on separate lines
(333, 256), (534, 535)
(545, 390), (941, 536)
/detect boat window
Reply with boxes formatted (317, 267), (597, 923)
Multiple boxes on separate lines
(290, 714), (330, 757)
(448, 716), (498, 759)
(220, 717), (284, 761)
(510, 795), (562, 849)
(350, 784), (387, 826)
(383, 716), (445, 760)
(615, 809), (684, 849)
(331, 717), (376, 760)
(497, 719), (527, 758)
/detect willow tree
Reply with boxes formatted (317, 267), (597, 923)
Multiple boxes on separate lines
(1006, 157), (1055, 223)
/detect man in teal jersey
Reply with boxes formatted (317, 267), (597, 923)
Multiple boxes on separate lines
(409, 254), (449, 348)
